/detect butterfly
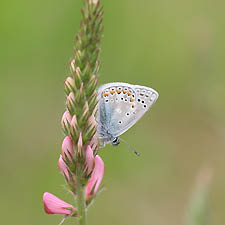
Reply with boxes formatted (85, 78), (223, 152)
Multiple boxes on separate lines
(97, 82), (159, 147)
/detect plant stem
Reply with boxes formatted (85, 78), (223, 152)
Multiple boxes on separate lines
(76, 171), (86, 225)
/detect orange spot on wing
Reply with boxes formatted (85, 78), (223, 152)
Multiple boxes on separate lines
(117, 90), (121, 94)
(130, 98), (134, 102)
(110, 90), (115, 94)
(103, 93), (109, 97)
(123, 90), (127, 94)
(128, 92), (132, 96)
(132, 104), (135, 108)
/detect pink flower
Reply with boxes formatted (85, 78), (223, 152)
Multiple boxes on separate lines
(43, 192), (75, 215)
(58, 155), (70, 181)
(61, 136), (74, 161)
(85, 155), (105, 199)
(85, 145), (94, 175)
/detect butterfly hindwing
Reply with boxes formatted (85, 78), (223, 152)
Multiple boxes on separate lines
(97, 83), (158, 144)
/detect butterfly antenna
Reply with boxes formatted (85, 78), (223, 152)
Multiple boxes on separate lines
(119, 137), (140, 156)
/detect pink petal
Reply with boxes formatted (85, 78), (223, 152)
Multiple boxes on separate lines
(61, 136), (74, 161)
(89, 134), (98, 151)
(58, 155), (69, 181)
(71, 115), (77, 127)
(77, 133), (83, 155)
(61, 110), (72, 127)
(43, 192), (75, 215)
(85, 145), (94, 175)
(85, 155), (105, 199)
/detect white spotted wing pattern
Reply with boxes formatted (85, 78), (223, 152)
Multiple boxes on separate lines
(97, 82), (159, 146)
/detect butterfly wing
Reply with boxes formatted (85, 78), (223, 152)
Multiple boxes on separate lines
(97, 82), (159, 142)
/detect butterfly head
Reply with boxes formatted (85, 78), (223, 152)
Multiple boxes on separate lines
(111, 137), (120, 146)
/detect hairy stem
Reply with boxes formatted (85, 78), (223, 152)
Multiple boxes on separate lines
(76, 169), (86, 225)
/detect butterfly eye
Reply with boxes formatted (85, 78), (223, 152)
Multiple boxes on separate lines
(112, 137), (120, 146)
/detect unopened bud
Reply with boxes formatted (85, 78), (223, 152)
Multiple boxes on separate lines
(66, 92), (75, 114)
(77, 133), (83, 156)
(88, 91), (98, 112)
(58, 155), (70, 181)
(64, 77), (75, 95)
(71, 115), (79, 138)
(89, 134), (99, 151)
(80, 101), (90, 122)
(86, 75), (98, 97)
(85, 145), (94, 175)
(74, 67), (82, 89)
(89, 0), (99, 5)
(70, 59), (76, 72)
(61, 110), (72, 135)
(61, 136), (75, 162)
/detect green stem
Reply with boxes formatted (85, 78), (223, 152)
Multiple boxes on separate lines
(76, 173), (86, 225)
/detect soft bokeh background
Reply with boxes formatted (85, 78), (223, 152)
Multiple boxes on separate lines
(1, 0), (225, 224)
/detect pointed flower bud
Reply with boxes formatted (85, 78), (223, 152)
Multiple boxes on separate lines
(64, 77), (75, 95)
(89, 134), (99, 151)
(66, 92), (75, 114)
(85, 145), (94, 175)
(58, 155), (76, 185)
(86, 114), (97, 140)
(80, 101), (89, 122)
(43, 192), (76, 215)
(85, 155), (104, 199)
(89, 0), (99, 4)
(77, 132), (83, 156)
(61, 110), (72, 134)
(74, 50), (82, 64)
(70, 59), (76, 72)
(74, 67), (82, 89)
(70, 114), (79, 137)
(58, 155), (70, 181)
(87, 114), (96, 131)
(61, 136), (74, 161)
(86, 75), (98, 97)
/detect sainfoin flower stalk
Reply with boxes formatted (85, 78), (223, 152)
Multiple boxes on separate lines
(43, 0), (104, 224)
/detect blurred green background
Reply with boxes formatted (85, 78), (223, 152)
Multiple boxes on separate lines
(1, 0), (225, 224)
